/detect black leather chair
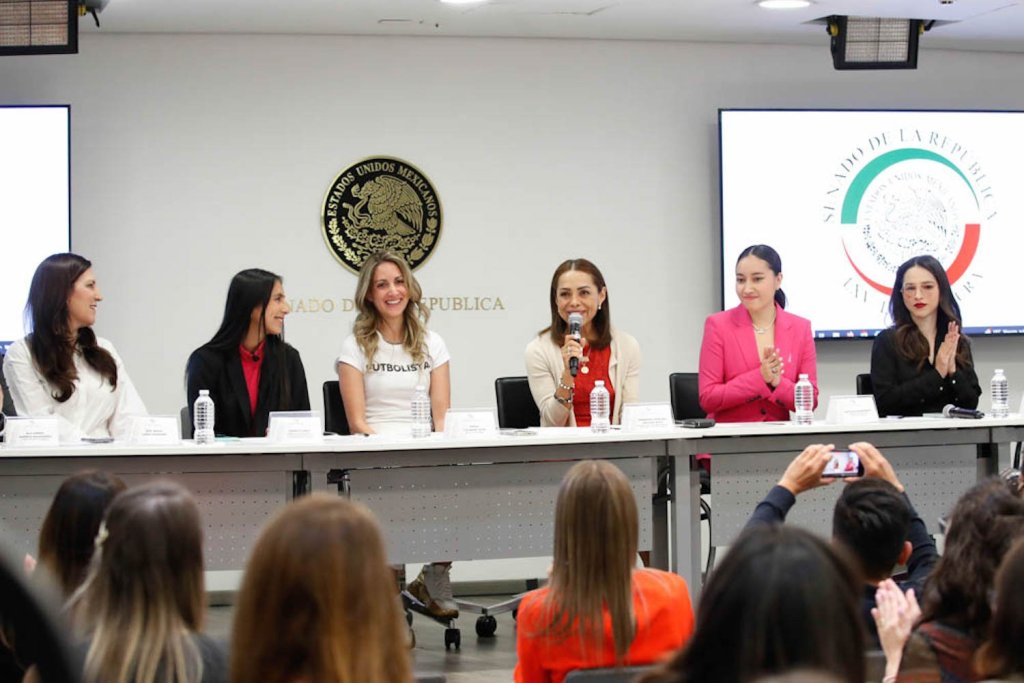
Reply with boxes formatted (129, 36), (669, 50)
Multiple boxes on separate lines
(494, 376), (540, 429)
(564, 665), (655, 682)
(322, 380), (351, 436)
(856, 373), (874, 396)
(669, 372), (705, 420)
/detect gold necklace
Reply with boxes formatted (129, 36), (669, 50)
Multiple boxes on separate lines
(752, 316), (776, 335)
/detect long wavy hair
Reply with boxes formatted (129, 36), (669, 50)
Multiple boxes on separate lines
(230, 494), (412, 683)
(535, 460), (638, 661)
(37, 470), (126, 600)
(26, 253), (117, 402)
(72, 482), (206, 683)
(198, 268), (291, 406)
(352, 251), (429, 370)
(640, 526), (865, 683)
(542, 259), (612, 349)
(887, 255), (972, 370)
(919, 478), (1024, 641)
(975, 537), (1024, 678)
(737, 244), (786, 309)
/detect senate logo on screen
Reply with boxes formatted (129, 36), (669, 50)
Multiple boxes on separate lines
(824, 129), (996, 305)
(321, 157), (442, 273)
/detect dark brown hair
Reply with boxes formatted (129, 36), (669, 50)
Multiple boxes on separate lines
(542, 259), (612, 349)
(919, 478), (1024, 641)
(26, 253), (117, 402)
(37, 470), (126, 600)
(975, 537), (1024, 678)
(230, 494), (412, 683)
(887, 255), (972, 370)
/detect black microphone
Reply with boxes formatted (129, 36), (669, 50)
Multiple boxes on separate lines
(942, 404), (985, 419)
(568, 312), (583, 377)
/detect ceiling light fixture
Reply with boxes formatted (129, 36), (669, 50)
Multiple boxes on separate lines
(827, 15), (925, 70)
(758, 0), (812, 9)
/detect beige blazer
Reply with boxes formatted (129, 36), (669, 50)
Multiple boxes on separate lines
(524, 328), (641, 427)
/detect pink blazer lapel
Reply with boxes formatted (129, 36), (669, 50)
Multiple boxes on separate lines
(726, 305), (762, 371)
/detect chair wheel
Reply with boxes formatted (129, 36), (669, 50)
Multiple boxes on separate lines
(444, 627), (461, 650)
(475, 615), (497, 637)
(512, 608), (518, 622)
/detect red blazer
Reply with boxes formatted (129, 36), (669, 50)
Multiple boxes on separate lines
(698, 304), (818, 423)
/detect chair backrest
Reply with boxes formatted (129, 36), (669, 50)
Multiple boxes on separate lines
(669, 372), (705, 420)
(564, 665), (655, 683)
(856, 373), (874, 396)
(413, 674), (447, 683)
(180, 405), (192, 439)
(322, 380), (351, 435)
(494, 376), (540, 429)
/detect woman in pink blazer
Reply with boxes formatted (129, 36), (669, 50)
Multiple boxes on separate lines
(699, 245), (818, 423)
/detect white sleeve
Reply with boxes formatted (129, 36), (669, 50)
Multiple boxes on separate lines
(2, 339), (84, 441)
(335, 334), (367, 373)
(427, 331), (450, 369)
(100, 339), (148, 440)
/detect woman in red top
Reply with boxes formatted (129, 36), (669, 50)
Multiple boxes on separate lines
(525, 259), (641, 427)
(514, 460), (694, 683)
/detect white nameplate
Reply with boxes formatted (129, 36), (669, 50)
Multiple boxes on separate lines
(621, 402), (675, 432)
(267, 411), (324, 444)
(826, 395), (880, 425)
(444, 408), (498, 439)
(4, 416), (60, 448)
(128, 415), (180, 446)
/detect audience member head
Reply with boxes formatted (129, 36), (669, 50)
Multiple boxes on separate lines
(73, 481), (205, 683)
(975, 537), (1024, 679)
(352, 250), (428, 365)
(736, 244), (786, 310)
(25, 253), (116, 402)
(230, 494), (411, 683)
(544, 258), (611, 348)
(642, 525), (865, 683)
(919, 477), (1024, 640)
(542, 460), (638, 660)
(37, 471), (126, 600)
(205, 268), (288, 350)
(831, 478), (912, 582)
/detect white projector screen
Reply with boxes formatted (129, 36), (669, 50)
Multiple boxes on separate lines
(719, 109), (1022, 339)
(0, 105), (71, 347)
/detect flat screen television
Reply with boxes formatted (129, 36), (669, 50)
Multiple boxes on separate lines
(0, 105), (71, 349)
(719, 109), (1020, 339)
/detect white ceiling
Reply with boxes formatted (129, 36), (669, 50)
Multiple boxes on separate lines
(81, 0), (1024, 52)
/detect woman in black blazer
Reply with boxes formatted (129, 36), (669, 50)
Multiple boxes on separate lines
(870, 255), (981, 417)
(186, 269), (309, 438)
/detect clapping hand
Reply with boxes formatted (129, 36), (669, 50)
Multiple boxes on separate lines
(871, 579), (921, 679)
(934, 321), (960, 378)
(760, 346), (784, 387)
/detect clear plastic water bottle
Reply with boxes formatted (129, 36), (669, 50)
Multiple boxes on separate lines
(793, 374), (814, 425)
(991, 369), (1009, 418)
(193, 389), (215, 444)
(590, 380), (610, 433)
(411, 385), (432, 438)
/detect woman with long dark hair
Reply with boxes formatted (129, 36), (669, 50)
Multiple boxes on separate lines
(698, 244), (818, 423)
(186, 268), (309, 438)
(515, 460), (694, 682)
(974, 537), (1024, 681)
(3, 253), (146, 440)
(870, 255), (981, 417)
(525, 258), (641, 427)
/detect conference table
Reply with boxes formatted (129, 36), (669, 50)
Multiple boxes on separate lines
(0, 415), (1021, 600)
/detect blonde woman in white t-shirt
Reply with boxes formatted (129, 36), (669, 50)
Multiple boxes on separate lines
(335, 250), (455, 618)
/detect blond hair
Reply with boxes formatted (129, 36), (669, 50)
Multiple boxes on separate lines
(72, 482), (205, 683)
(352, 251), (429, 370)
(230, 494), (412, 683)
(542, 460), (638, 661)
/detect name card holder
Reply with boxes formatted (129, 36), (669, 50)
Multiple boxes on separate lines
(825, 395), (880, 425)
(444, 408), (498, 440)
(3, 416), (60, 448)
(268, 411), (324, 444)
(128, 415), (181, 446)
(621, 402), (675, 433)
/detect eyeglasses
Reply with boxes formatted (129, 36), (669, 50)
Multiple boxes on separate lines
(902, 283), (937, 296)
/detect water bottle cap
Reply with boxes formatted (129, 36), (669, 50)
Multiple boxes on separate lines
(595, 380), (605, 386)
(199, 389), (210, 396)
(996, 369), (1005, 374)
(415, 385), (426, 391)
(798, 374), (809, 380)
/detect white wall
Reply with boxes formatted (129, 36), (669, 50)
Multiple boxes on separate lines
(4, 34), (1024, 418)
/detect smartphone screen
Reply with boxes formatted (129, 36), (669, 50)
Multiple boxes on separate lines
(823, 450), (863, 478)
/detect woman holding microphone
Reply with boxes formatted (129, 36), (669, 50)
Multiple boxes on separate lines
(699, 244), (818, 422)
(525, 258), (641, 427)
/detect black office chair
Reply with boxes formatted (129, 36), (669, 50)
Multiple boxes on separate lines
(0, 540), (81, 683)
(564, 665), (655, 682)
(668, 372), (714, 574)
(856, 373), (874, 396)
(322, 380), (351, 436)
(179, 406), (192, 439)
(494, 376), (540, 429)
